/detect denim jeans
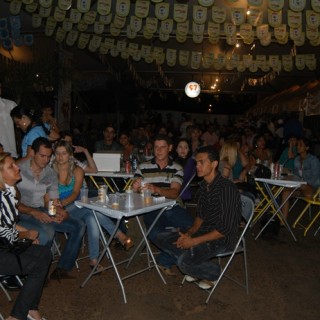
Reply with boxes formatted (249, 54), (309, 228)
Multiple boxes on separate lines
(18, 209), (86, 271)
(157, 231), (228, 281)
(0, 245), (52, 320)
(66, 203), (100, 261)
(143, 205), (194, 269)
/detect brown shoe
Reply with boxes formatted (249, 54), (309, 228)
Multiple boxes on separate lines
(158, 265), (177, 276)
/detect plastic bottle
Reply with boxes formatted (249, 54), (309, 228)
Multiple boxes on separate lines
(125, 186), (134, 208)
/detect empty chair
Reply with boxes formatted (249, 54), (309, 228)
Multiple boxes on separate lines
(292, 187), (320, 236)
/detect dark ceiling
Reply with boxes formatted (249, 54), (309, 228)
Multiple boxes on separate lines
(1, 0), (320, 113)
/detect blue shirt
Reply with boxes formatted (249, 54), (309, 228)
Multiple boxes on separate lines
(294, 154), (320, 189)
(21, 125), (48, 157)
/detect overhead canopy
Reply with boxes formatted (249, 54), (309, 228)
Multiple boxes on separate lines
(0, 0), (319, 103)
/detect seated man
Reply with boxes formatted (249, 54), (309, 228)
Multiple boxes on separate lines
(132, 134), (194, 276)
(156, 146), (242, 289)
(17, 137), (86, 280)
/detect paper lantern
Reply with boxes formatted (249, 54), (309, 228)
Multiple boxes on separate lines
(185, 81), (201, 98)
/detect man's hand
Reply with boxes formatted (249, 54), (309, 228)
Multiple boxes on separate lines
(132, 178), (143, 192)
(175, 232), (195, 249)
(53, 207), (69, 223)
(33, 210), (54, 223)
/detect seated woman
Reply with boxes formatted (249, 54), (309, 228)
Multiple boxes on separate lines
(0, 152), (51, 320)
(173, 139), (196, 202)
(249, 134), (273, 169)
(278, 135), (298, 172)
(119, 131), (134, 162)
(281, 138), (320, 220)
(187, 125), (207, 155)
(52, 141), (133, 271)
(218, 141), (238, 181)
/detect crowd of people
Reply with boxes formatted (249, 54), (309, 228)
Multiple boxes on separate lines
(1, 97), (320, 319)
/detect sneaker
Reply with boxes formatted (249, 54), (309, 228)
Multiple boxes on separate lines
(157, 264), (177, 276)
(196, 279), (217, 290)
(185, 275), (198, 283)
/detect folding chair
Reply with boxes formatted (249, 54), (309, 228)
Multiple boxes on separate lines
(292, 188), (320, 236)
(0, 275), (24, 302)
(181, 194), (255, 304)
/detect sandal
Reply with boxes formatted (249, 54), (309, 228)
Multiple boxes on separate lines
(89, 263), (104, 274)
(122, 238), (134, 251)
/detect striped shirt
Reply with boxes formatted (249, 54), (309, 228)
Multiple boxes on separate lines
(0, 187), (19, 244)
(196, 171), (242, 250)
(134, 157), (183, 189)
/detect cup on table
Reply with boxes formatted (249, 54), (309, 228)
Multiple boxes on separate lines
(80, 187), (88, 203)
(109, 193), (120, 208)
(143, 189), (152, 204)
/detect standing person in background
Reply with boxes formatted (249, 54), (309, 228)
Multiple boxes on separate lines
(60, 131), (97, 174)
(0, 152), (51, 320)
(179, 114), (193, 138)
(0, 81), (18, 158)
(94, 123), (123, 152)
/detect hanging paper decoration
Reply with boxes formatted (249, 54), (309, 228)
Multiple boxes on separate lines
(289, 0), (306, 12)
(212, 6), (226, 24)
(77, 0), (91, 13)
(288, 10), (302, 28)
(135, 0), (150, 19)
(174, 4), (188, 23)
(248, 0), (263, 6)
(193, 6), (207, 24)
(311, 0), (320, 12)
(113, 14), (126, 29)
(116, 0), (130, 17)
(145, 17), (158, 34)
(97, 0), (112, 16)
(130, 16), (142, 32)
(247, 7), (263, 26)
(155, 2), (170, 21)
(230, 8), (245, 26)
(268, 9), (282, 27)
(268, 0), (284, 11)
(25, 3), (38, 13)
(161, 19), (173, 35)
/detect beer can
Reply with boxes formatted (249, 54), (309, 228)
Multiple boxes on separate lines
(98, 185), (107, 203)
(48, 200), (56, 216)
(125, 160), (131, 174)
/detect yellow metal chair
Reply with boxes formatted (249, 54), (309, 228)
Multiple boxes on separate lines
(292, 187), (320, 236)
(251, 181), (280, 226)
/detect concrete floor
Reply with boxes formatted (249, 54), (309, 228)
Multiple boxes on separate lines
(1, 211), (320, 320)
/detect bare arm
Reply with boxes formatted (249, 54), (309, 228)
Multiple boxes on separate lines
(74, 146), (98, 173)
(147, 181), (181, 199)
(18, 202), (54, 223)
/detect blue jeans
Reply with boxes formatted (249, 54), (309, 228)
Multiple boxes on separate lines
(157, 231), (228, 281)
(66, 203), (100, 261)
(143, 205), (194, 268)
(18, 209), (86, 271)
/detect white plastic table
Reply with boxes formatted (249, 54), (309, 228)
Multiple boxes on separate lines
(75, 193), (176, 303)
(254, 175), (306, 241)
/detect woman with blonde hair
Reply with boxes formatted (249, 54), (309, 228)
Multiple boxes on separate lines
(219, 141), (238, 180)
(0, 152), (51, 320)
(53, 141), (133, 271)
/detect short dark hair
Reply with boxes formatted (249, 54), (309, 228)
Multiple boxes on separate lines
(31, 137), (52, 153)
(153, 134), (172, 145)
(195, 146), (219, 163)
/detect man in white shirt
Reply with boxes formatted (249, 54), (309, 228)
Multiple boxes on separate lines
(0, 81), (17, 157)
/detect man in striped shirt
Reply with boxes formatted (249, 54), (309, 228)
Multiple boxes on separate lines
(156, 146), (242, 289)
(132, 134), (194, 276)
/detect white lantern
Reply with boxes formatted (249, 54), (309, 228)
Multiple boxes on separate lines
(185, 81), (201, 98)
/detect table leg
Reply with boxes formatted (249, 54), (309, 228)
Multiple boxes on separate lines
(80, 213), (128, 303)
(254, 184), (297, 241)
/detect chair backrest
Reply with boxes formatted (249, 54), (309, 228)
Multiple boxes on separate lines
(240, 194), (255, 224)
(177, 172), (196, 200)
